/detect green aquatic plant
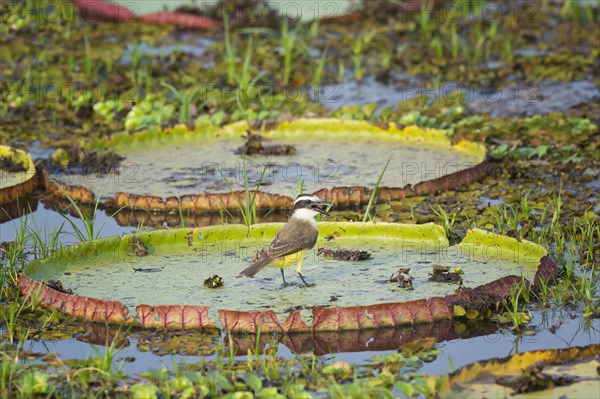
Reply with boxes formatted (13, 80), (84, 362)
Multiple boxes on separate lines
(431, 205), (457, 240)
(378, 45), (393, 75)
(350, 29), (378, 81)
(430, 35), (443, 59)
(313, 48), (328, 89)
(280, 20), (298, 85)
(419, 3), (432, 38)
(534, 273), (551, 307)
(223, 13), (236, 86)
(560, 0), (596, 22)
(216, 160), (269, 227)
(491, 204), (519, 236)
(93, 100), (124, 124)
(194, 110), (226, 126)
(1, 297), (29, 346)
(0, 354), (19, 397)
(338, 60), (345, 80)
(504, 280), (532, 331)
(0, 208), (36, 295)
(26, 216), (64, 260)
(351, 51), (364, 81)
(18, 371), (53, 396)
(502, 34), (513, 63)
(362, 158), (391, 222)
(578, 218), (598, 265)
(160, 82), (203, 125)
(237, 35), (256, 88)
(308, 19), (319, 39)
(568, 118), (597, 137)
(50, 177), (126, 242)
(83, 34), (93, 78)
(549, 187), (563, 235)
(450, 23), (459, 59)
(129, 40), (142, 86)
(519, 191), (531, 223)
(124, 95), (174, 130)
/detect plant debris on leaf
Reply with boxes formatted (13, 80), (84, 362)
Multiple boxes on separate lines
(46, 280), (73, 295)
(204, 275), (224, 289)
(236, 130), (296, 156)
(0, 156), (27, 172)
(317, 248), (372, 261)
(48, 145), (124, 175)
(129, 236), (148, 256)
(429, 265), (462, 283)
(389, 268), (414, 289)
(495, 361), (575, 394)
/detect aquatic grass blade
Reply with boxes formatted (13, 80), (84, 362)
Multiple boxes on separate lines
(362, 158), (391, 222)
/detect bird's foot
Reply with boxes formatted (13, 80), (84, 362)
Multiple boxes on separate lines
(297, 273), (315, 288)
(299, 282), (316, 288)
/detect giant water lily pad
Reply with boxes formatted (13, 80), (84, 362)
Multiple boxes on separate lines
(42, 119), (488, 212)
(0, 145), (37, 205)
(436, 344), (600, 399)
(20, 222), (557, 332)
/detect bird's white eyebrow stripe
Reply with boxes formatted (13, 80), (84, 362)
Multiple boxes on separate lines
(294, 194), (320, 205)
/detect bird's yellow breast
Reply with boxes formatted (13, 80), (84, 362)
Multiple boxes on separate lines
(270, 250), (307, 268)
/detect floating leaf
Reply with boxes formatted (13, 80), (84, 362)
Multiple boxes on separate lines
(437, 345), (600, 399)
(452, 305), (466, 317)
(243, 374), (263, 392)
(20, 224), (557, 333)
(46, 119), (486, 213)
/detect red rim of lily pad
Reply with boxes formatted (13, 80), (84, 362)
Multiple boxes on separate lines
(18, 223), (558, 334)
(71, 0), (222, 29)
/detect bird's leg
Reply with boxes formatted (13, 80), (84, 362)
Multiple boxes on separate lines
(296, 256), (303, 274)
(296, 257), (312, 287)
(297, 272), (310, 287)
(280, 268), (287, 285)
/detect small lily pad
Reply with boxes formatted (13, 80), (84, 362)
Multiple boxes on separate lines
(0, 146), (37, 205)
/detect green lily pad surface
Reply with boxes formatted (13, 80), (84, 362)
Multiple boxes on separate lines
(63, 120), (484, 198)
(25, 222), (545, 322)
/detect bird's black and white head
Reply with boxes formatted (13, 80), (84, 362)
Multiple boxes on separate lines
(292, 194), (332, 221)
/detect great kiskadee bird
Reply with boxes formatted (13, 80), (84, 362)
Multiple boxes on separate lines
(238, 194), (332, 286)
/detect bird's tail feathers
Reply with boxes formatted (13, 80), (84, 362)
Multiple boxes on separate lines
(238, 255), (272, 278)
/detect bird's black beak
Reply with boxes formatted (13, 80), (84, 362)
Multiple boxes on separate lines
(314, 201), (332, 217)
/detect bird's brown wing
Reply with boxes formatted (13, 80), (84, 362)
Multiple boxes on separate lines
(239, 221), (318, 277)
(266, 221), (318, 258)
